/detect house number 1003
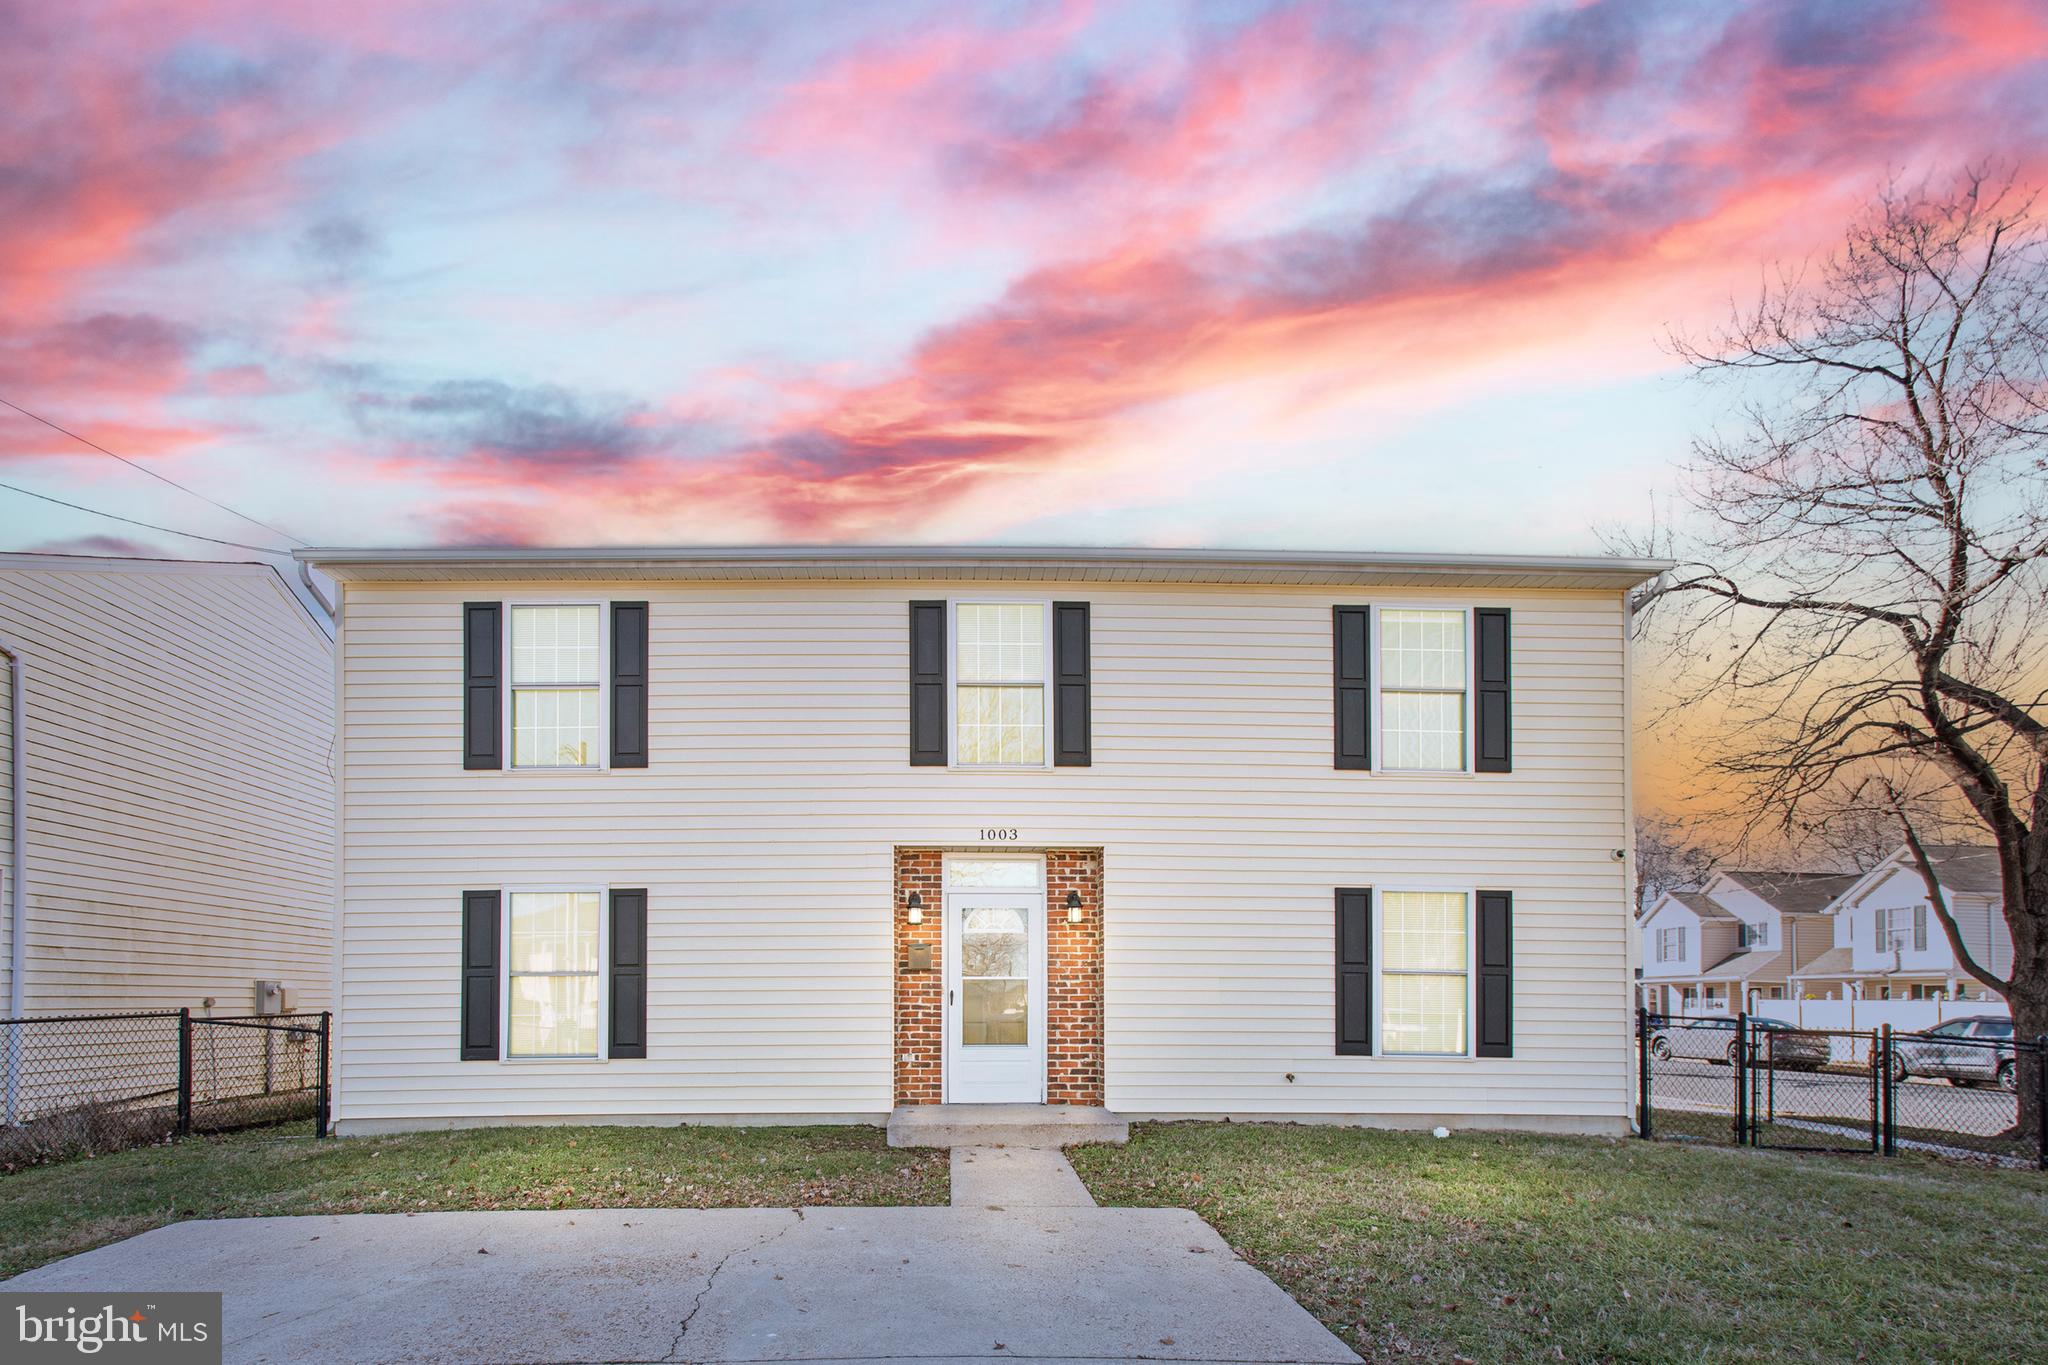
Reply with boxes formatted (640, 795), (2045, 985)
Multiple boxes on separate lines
(979, 827), (1019, 841)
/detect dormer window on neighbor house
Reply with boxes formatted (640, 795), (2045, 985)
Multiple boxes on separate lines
(1738, 920), (1769, 948)
(1656, 926), (1686, 962)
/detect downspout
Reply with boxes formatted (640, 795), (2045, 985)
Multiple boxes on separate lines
(298, 561), (337, 624)
(1, 634), (25, 1124)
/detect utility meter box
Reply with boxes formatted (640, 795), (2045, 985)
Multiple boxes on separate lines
(253, 979), (288, 1015)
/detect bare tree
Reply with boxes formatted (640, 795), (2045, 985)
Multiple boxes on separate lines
(1634, 815), (1719, 914)
(1623, 168), (2048, 1140)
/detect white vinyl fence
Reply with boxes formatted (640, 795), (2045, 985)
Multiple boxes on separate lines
(1748, 998), (2015, 1065)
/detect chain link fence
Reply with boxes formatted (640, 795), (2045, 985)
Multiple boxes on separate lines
(1636, 1008), (2046, 1169)
(0, 1009), (330, 1168)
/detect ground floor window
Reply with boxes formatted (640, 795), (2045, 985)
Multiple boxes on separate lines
(1380, 891), (1469, 1056)
(507, 890), (603, 1057)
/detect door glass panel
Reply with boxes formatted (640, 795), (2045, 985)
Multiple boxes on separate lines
(962, 980), (1028, 1046)
(960, 904), (1028, 1046)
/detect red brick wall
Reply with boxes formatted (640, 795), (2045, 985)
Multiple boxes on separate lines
(1043, 850), (1106, 1105)
(893, 848), (946, 1106)
(892, 848), (1104, 1107)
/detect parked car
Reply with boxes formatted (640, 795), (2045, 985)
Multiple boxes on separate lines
(1648, 1017), (1828, 1069)
(1890, 1016), (2018, 1091)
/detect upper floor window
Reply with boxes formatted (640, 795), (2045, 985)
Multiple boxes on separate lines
(1656, 925), (1686, 962)
(510, 605), (601, 767)
(954, 602), (1048, 766)
(1738, 920), (1769, 948)
(1380, 609), (1468, 771)
(1876, 904), (1926, 953)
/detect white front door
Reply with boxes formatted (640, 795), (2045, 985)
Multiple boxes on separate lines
(943, 856), (1045, 1103)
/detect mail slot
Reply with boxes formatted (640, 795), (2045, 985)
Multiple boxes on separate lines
(904, 943), (933, 972)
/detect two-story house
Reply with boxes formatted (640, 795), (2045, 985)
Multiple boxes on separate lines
(300, 545), (1666, 1137)
(1790, 844), (2012, 1002)
(1637, 869), (1861, 1014)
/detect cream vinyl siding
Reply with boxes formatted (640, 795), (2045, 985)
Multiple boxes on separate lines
(0, 558), (334, 1015)
(335, 580), (1633, 1131)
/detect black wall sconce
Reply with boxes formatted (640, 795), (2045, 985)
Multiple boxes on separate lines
(1066, 890), (1083, 925)
(906, 890), (924, 925)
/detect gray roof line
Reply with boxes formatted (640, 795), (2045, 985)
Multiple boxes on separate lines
(294, 544), (1674, 574)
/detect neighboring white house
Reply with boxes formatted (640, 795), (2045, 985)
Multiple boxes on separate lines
(1789, 843), (2012, 1003)
(1636, 868), (1861, 1015)
(303, 544), (1667, 1138)
(0, 554), (336, 1020)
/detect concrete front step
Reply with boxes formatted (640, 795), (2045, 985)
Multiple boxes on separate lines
(886, 1102), (1129, 1149)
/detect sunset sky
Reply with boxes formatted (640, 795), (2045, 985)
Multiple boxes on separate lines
(2, 0), (2045, 567)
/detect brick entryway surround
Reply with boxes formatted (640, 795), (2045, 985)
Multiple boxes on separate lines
(893, 848), (1104, 1106)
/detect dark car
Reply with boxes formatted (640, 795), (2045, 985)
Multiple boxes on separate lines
(1647, 1016), (1828, 1069)
(1891, 1016), (2018, 1091)
(1748, 1018), (1831, 1071)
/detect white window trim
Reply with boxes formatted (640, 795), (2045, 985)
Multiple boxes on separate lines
(1657, 925), (1686, 963)
(1877, 906), (1911, 952)
(501, 598), (610, 772)
(1370, 884), (1477, 1060)
(499, 884), (610, 1062)
(945, 597), (1053, 771)
(1370, 604), (1476, 776)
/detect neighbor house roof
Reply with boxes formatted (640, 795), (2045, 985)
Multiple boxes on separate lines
(1669, 890), (1736, 922)
(1789, 946), (1856, 979)
(1913, 844), (2003, 895)
(295, 545), (1672, 590)
(1695, 946), (1783, 982)
(1718, 869), (1866, 916)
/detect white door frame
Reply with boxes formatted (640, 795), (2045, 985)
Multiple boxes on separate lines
(941, 853), (1047, 1104)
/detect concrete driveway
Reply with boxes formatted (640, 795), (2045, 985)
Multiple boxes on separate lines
(8, 1203), (1358, 1364)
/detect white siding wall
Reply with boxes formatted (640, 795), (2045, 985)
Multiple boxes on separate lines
(1849, 868), (2014, 977)
(0, 559), (335, 1016)
(336, 579), (1635, 1133)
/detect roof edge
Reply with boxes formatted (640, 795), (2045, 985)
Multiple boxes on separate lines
(295, 544), (1674, 584)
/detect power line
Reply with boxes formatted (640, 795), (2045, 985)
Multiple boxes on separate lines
(0, 478), (292, 556)
(0, 393), (307, 547)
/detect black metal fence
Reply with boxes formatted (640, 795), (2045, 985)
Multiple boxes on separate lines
(1636, 1008), (2047, 1169)
(0, 1008), (330, 1168)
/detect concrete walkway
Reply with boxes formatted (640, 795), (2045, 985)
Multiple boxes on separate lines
(9, 1150), (1357, 1365)
(950, 1145), (1097, 1208)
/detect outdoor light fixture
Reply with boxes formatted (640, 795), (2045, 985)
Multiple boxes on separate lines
(1066, 891), (1083, 924)
(906, 891), (923, 925)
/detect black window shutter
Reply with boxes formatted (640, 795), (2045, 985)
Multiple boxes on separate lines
(1475, 608), (1511, 773)
(1336, 888), (1373, 1055)
(909, 601), (947, 766)
(1053, 601), (1092, 766)
(463, 603), (502, 770)
(611, 601), (649, 768)
(1334, 607), (1371, 770)
(609, 888), (648, 1058)
(460, 890), (500, 1060)
(1476, 890), (1513, 1057)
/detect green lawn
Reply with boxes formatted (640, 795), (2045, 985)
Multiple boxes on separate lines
(0, 1124), (945, 1278)
(1071, 1122), (2048, 1364)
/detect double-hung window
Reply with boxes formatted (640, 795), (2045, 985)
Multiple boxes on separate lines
(953, 602), (1048, 766)
(1739, 920), (1769, 948)
(1380, 609), (1469, 771)
(1656, 925), (1686, 962)
(1877, 907), (1909, 952)
(506, 890), (602, 1058)
(1380, 891), (1470, 1055)
(510, 605), (602, 767)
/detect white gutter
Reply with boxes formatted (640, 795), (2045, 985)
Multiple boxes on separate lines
(0, 634), (24, 1123)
